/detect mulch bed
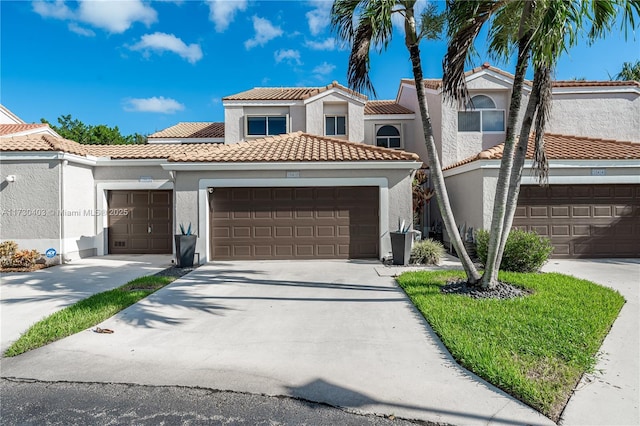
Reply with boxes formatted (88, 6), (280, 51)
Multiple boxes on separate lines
(0, 264), (52, 273)
(441, 279), (532, 300)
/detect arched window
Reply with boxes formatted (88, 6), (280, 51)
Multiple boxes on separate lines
(376, 125), (401, 148)
(458, 94), (505, 132)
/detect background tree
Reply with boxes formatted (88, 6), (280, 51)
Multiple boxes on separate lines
(41, 115), (147, 145)
(331, 0), (482, 284)
(612, 60), (640, 80)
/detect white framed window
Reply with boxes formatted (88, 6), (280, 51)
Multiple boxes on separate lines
(246, 115), (288, 137)
(376, 124), (402, 149)
(325, 115), (347, 136)
(458, 95), (505, 133)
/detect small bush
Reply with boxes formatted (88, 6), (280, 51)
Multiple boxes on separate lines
(475, 229), (553, 273)
(0, 240), (18, 258)
(411, 238), (444, 265)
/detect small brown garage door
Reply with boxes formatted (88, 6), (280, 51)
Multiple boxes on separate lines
(211, 187), (379, 260)
(513, 184), (639, 258)
(108, 190), (173, 254)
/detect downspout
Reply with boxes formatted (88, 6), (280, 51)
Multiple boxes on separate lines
(59, 158), (67, 263)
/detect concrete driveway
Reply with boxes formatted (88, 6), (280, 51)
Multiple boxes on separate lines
(541, 259), (640, 426)
(1, 260), (553, 426)
(0, 254), (172, 352)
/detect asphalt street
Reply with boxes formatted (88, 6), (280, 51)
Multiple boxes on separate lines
(0, 379), (425, 426)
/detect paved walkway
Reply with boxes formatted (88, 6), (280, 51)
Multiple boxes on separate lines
(1, 260), (552, 426)
(541, 259), (640, 426)
(0, 254), (172, 352)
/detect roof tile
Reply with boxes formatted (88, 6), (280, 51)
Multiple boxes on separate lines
(365, 100), (414, 115)
(148, 122), (224, 138)
(0, 123), (49, 136)
(445, 133), (640, 169)
(223, 81), (367, 101)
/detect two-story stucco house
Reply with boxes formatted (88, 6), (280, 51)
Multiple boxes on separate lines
(1, 66), (638, 262)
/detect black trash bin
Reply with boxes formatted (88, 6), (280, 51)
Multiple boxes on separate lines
(390, 231), (412, 265)
(175, 235), (197, 267)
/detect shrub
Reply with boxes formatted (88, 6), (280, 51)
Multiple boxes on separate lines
(475, 229), (554, 273)
(0, 240), (18, 258)
(411, 238), (445, 265)
(10, 249), (41, 268)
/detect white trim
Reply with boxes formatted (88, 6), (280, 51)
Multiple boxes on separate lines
(95, 158), (168, 166)
(198, 177), (389, 264)
(364, 114), (415, 120)
(302, 87), (367, 106)
(147, 137), (224, 144)
(223, 99), (302, 107)
(375, 123), (403, 149)
(552, 86), (640, 95)
(521, 175), (640, 185)
(0, 151), (97, 166)
(324, 114), (347, 137)
(95, 181), (174, 256)
(444, 158), (640, 177)
(244, 114), (289, 138)
(162, 161), (422, 171)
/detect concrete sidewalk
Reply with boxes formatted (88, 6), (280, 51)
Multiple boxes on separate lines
(1, 260), (553, 426)
(542, 259), (640, 426)
(0, 254), (172, 352)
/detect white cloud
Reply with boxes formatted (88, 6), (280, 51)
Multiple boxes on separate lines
(130, 32), (203, 64)
(305, 38), (336, 51)
(306, 0), (332, 36)
(124, 97), (185, 114)
(32, 0), (73, 19)
(274, 49), (301, 65)
(68, 22), (95, 37)
(206, 0), (247, 32)
(244, 16), (283, 49)
(32, 0), (157, 34)
(77, 0), (157, 33)
(313, 62), (336, 76)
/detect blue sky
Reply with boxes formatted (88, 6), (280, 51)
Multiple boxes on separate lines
(1, 1), (638, 136)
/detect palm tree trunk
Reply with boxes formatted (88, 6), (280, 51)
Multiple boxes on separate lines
(496, 66), (549, 263)
(480, 1), (534, 289)
(405, 11), (480, 283)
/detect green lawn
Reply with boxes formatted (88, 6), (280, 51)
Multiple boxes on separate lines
(396, 270), (625, 421)
(5, 275), (176, 357)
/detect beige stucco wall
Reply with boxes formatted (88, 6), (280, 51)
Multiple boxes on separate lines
(62, 162), (96, 259)
(224, 105), (243, 144)
(397, 84), (433, 163)
(305, 93), (365, 142)
(442, 167), (486, 236)
(548, 92), (640, 142)
(363, 119), (414, 150)
(173, 167), (414, 261)
(0, 159), (61, 255)
(94, 164), (172, 182)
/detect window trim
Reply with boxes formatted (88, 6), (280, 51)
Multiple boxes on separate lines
(457, 94), (505, 134)
(375, 123), (403, 149)
(244, 114), (289, 138)
(324, 114), (347, 137)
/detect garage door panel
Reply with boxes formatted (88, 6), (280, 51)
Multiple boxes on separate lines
(514, 184), (639, 258)
(211, 187), (378, 260)
(108, 190), (172, 254)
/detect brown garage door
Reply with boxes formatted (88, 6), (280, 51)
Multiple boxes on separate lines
(108, 190), (173, 254)
(513, 184), (639, 258)
(211, 187), (379, 260)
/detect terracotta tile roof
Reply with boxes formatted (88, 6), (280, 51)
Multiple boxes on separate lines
(148, 122), (225, 139)
(1, 134), (88, 156)
(168, 132), (419, 162)
(86, 143), (210, 159)
(365, 100), (414, 115)
(0, 123), (49, 135)
(552, 80), (640, 88)
(402, 64), (640, 90)
(445, 133), (640, 170)
(223, 81), (367, 101)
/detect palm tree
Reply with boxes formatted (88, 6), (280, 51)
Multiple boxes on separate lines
(331, 0), (482, 284)
(613, 60), (640, 80)
(444, 0), (639, 288)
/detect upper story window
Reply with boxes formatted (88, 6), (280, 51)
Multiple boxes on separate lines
(458, 95), (505, 133)
(246, 115), (287, 137)
(325, 115), (347, 136)
(376, 124), (401, 149)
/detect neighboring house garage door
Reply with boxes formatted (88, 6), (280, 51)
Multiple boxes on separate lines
(210, 187), (379, 260)
(108, 190), (173, 254)
(513, 184), (639, 258)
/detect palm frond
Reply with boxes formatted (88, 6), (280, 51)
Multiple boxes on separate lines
(442, 0), (503, 106)
(347, 20), (376, 96)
